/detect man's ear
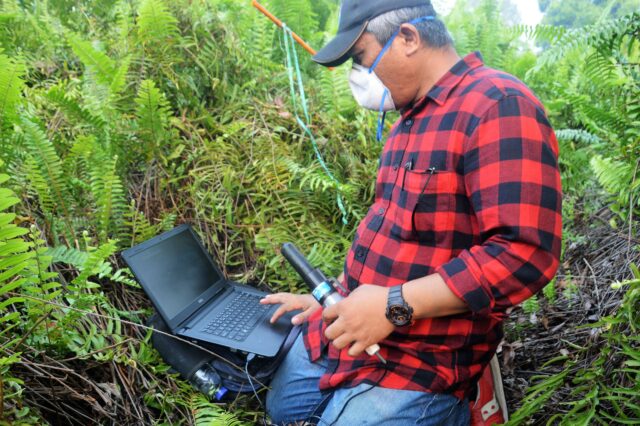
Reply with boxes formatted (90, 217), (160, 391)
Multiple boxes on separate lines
(398, 24), (421, 56)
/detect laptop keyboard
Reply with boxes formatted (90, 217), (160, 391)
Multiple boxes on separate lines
(202, 292), (270, 341)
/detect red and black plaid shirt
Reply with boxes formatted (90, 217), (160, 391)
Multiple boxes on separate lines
(303, 52), (562, 400)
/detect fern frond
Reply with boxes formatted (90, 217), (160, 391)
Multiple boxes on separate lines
(63, 135), (97, 174)
(113, 0), (134, 54)
(269, 0), (317, 43)
(316, 65), (354, 115)
(282, 157), (355, 197)
(67, 32), (117, 87)
(46, 84), (106, 130)
(0, 0), (21, 17)
(509, 24), (567, 45)
(555, 129), (603, 145)
(590, 155), (635, 205)
(110, 55), (131, 95)
(19, 117), (71, 217)
(564, 92), (629, 136)
(89, 155), (127, 243)
(244, 8), (278, 66)
(0, 53), (25, 132)
(22, 156), (55, 218)
(123, 200), (158, 246)
(135, 79), (172, 159)
(0, 163), (36, 329)
(190, 393), (246, 426)
(46, 245), (89, 268)
(136, 0), (179, 46)
(583, 51), (625, 89)
(81, 74), (114, 122)
(71, 240), (118, 289)
(532, 12), (640, 72)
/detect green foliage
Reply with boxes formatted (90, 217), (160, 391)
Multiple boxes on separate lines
(542, 0), (639, 28)
(0, 0), (363, 422)
(0, 0), (637, 423)
(67, 32), (121, 89)
(446, 0), (525, 73)
(136, 0), (179, 46)
(533, 12), (640, 71)
(522, 295), (540, 314)
(0, 53), (25, 134)
(0, 163), (58, 424)
(591, 155), (637, 213)
(18, 117), (75, 239)
(89, 155), (127, 242)
(509, 270), (640, 425)
(134, 79), (173, 161)
(542, 280), (557, 304)
(190, 394), (248, 426)
(269, 0), (317, 43)
(523, 11), (640, 223)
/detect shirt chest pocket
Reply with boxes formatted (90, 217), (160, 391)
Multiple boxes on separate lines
(392, 167), (457, 244)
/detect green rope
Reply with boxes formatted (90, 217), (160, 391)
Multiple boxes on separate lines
(282, 24), (349, 226)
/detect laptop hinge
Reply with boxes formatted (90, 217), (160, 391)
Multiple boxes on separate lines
(179, 284), (231, 331)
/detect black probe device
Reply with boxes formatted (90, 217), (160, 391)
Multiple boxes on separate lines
(281, 243), (386, 364)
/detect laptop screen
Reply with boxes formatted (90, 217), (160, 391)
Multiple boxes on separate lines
(124, 226), (224, 322)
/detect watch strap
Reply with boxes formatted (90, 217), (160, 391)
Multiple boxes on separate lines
(388, 285), (405, 307)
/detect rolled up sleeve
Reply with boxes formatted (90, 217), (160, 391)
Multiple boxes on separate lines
(436, 95), (563, 317)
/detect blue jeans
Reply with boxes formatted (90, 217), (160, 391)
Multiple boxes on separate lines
(266, 335), (471, 425)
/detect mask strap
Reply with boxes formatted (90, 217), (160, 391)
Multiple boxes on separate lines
(377, 90), (389, 142)
(369, 16), (435, 73)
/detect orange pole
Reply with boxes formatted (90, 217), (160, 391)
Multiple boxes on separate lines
(251, 0), (334, 70)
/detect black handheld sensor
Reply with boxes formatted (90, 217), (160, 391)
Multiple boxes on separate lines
(281, 243), (386, 364)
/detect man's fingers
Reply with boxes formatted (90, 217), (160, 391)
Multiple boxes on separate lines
(331, 333), (354, 351)
(324, 320), (345, 341)
(292, 306), (317, 325)
(262, 293), (320, 325)
(269, 304), (291, 324)
(347, 341), (366, 358)
(322, 303), (339, 324)
(260, 293), (290, 305)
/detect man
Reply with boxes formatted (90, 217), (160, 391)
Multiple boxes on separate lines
(261, 1), (562, 424)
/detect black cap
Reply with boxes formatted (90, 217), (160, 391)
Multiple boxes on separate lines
(313, 0), (433, 67)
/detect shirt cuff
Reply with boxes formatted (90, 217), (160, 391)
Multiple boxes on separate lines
(435, 251), (494, 316)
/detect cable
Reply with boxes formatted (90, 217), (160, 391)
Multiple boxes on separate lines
(324, 366), (389, 426)
(245, 353), (263, 408)
(7, 292), (269, 387)
(245, 353), (268, 426)
(281, 24), (349, 226)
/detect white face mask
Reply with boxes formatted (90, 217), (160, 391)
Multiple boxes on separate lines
(348, 63), (396, 112)
(347, 15), (435, 140)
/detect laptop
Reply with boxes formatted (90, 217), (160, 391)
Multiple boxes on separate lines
(121, 224), (294, 357)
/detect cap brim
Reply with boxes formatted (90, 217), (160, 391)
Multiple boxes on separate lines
(313, 22), (368, 67)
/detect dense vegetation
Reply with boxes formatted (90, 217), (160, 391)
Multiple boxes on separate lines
(540, 0), (638, 27)
(0, 0), (638, 424)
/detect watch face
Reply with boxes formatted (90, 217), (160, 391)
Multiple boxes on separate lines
(388, 305), (412, 326)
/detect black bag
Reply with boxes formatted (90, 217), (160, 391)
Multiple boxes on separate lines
(146, 313), (300, 398)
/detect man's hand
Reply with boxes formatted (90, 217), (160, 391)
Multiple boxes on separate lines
(323, 285), (394, 358)
(260, 293), (320, 325)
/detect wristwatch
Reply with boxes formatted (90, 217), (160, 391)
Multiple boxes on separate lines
(385, 285), (414, 327)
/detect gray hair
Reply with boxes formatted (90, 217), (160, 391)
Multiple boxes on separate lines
(366, 5), (453, 48)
